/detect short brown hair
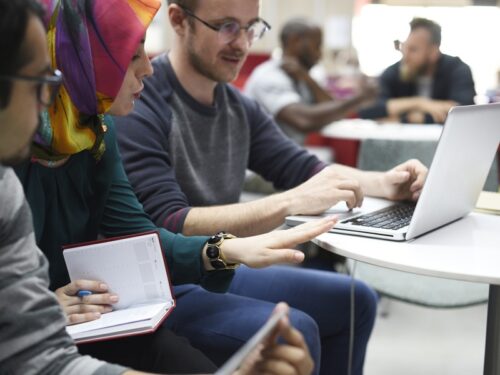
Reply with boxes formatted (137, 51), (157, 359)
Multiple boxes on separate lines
(167, 0), (199, 11)
(410, 17), (441, 46)
(0, 0), (45, 108)
(280, 19), (319, 48)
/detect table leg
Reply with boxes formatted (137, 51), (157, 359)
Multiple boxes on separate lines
(484, 284), (500, 375)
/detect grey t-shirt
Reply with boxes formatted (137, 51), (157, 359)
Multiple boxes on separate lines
(417, 76), (433, 99)
(0, 165), (126, 375)
(167, 65), (250, 207)
(244, 58), (315, 145)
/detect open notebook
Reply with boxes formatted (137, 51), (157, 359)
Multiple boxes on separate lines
(63, 231), (174, 344)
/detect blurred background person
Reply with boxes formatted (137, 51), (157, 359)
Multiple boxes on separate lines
(244, 18), (376, 147)
(358, 17), (475, 124)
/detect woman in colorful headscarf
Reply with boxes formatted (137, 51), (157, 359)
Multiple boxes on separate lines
(15, 0), (220, 372)
(14, 0), (332, 373)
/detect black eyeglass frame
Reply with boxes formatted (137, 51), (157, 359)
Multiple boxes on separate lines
(179, 5), (271, 44)
(394, 39), (403, 52)
(0, 69), (63, 106)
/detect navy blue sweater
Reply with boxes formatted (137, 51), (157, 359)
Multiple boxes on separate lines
(358, 54), (476, 123)
(115, 54), (324, 234)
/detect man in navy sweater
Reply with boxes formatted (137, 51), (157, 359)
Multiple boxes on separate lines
(115, 1), (428, 374)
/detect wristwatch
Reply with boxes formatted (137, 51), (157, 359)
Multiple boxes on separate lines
(206, 232), (239, 270)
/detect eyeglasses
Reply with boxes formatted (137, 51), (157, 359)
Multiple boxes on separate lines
(394, 40), (402, 52)
(0, 69), (63, 107)
(179, 6), (271, 45)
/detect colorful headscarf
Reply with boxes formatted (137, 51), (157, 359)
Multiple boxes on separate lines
(34, 0), (161, 161)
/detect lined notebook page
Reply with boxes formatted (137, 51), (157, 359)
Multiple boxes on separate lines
(64, 233), (172, 310)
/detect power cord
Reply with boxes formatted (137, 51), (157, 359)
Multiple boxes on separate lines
(347, 259), (357, 375)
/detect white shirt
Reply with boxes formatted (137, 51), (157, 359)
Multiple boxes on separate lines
(244, 58), (314, 145)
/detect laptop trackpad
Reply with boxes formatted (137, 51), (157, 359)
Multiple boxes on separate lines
(324, 198), (399, 223)
(323, 208), (362, 221)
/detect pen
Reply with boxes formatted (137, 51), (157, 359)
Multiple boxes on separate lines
(77, 290), (92, 298)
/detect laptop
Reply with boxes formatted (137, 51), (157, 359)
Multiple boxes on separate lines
(286, 103), (500, 241)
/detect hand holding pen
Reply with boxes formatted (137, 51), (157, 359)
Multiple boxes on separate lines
(54, 279), (120, 325)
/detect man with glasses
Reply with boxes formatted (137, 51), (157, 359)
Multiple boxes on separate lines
(358, 17), (476, 124)
(0, 51), (62, 164)
(179, 4), (271, 45)
(116, 1), (427, 373)
(0, 1), (128, 373)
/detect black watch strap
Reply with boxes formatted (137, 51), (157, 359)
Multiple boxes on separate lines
(206, 232), (239, 270)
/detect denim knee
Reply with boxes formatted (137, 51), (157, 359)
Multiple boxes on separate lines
(354, 280), (378, 332)
(288, 307), (321, 373)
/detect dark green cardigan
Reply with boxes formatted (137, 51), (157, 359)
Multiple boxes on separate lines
(15, 117), (233, 292)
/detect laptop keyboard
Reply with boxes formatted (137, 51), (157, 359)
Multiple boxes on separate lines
(341, 203), (416, 230)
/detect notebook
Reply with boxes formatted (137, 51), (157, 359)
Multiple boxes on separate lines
(63, 231), (174, 344)
(286, 103), (500, 241)
(475, 191), (500, 215)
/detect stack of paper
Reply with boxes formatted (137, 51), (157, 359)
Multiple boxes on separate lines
(475, 191), (500, 215)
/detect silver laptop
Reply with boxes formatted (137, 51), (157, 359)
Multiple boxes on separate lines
(286, 103), (500, 241)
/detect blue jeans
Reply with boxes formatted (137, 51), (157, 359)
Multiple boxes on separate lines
(166, 266), (378, 375)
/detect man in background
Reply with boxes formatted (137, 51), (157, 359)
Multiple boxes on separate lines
(244, 18), (376, 145)
(358, 17), (476, 124)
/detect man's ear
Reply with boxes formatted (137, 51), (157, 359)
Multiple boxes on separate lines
(168, 4), (189, 37)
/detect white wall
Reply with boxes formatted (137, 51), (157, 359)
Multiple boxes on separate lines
(353, 4), (500, 95)
(146, 0), (357, 54)
(145, 1), (500, 93)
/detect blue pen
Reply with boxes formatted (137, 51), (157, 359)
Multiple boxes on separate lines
(77, 290), (92, 298)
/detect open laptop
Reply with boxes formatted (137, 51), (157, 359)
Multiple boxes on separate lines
(286, 103), (500, 241)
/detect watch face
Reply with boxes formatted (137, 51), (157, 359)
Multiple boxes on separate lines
(208, 234), (222, 245)
(211, 259), (226, 269)
(206, 245), (220, 259)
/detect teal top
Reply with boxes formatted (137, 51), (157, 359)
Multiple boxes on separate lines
(15, 117), (233, 292)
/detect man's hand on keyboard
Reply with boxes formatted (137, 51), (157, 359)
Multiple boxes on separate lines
(284, 165), (365, 215)
(378, 159), (428, 201)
